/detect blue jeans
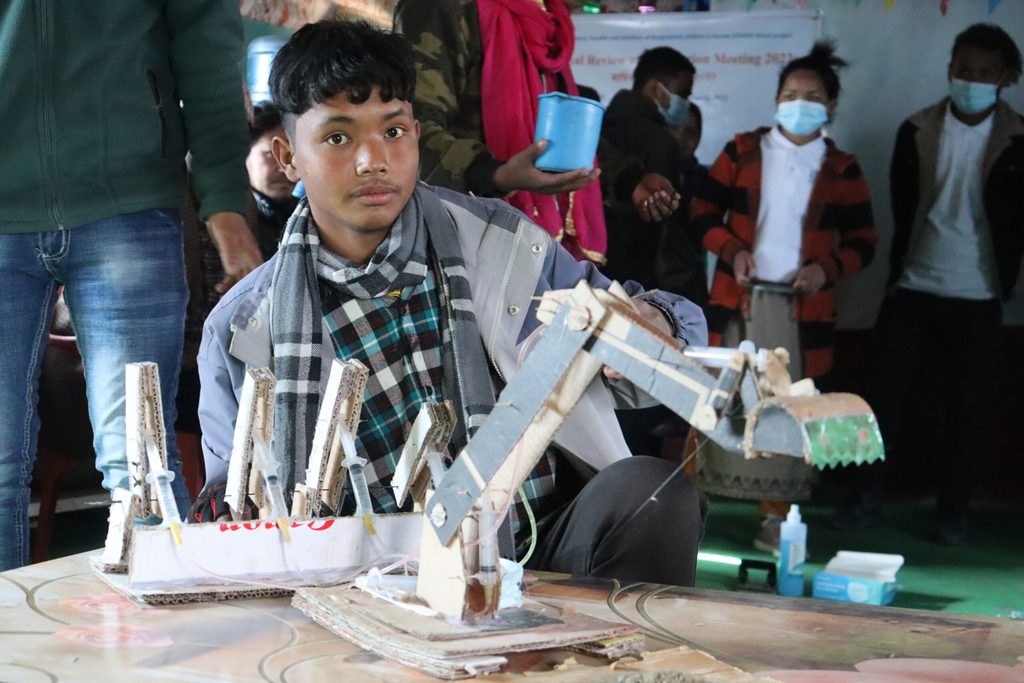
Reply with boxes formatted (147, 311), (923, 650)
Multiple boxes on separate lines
(0, 209), (192, 570)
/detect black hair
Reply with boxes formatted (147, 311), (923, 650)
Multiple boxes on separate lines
(577, 84), (601, 103)
(777, 40), (848, 101)
(632, 47), (696, 91)
(269, 20), (416, 133)
(249, 104), (284, 143)
(952, 23), (1022, 85)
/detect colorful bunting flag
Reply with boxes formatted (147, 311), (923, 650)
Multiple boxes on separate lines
(884, 0), (897, 10)
(988, 0), (1001, 14)
(939, 0), (949, 15)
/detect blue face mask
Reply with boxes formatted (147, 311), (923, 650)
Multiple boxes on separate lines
(775, 100), (829, 137)
(949, 78), (999, 116)
(658, 90), (690, 127)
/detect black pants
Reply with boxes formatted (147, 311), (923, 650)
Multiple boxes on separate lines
(615, 405), (674, 458)
(528, 456), (707, 587)
(864, 288), (1001, 520)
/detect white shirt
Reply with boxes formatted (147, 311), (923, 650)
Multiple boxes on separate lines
(899, 106), (999, 300)
(753, 127), (826, 283)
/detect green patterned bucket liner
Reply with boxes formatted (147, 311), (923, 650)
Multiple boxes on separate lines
(802, 412), (884, 469)
(746, 393), (886, 469)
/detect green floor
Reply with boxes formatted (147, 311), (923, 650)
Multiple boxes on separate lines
(695, 495), (1024, 618)
(40, 492), (1024, 619)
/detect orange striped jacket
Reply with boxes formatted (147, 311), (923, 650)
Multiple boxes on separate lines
(690, 128), (876, 378)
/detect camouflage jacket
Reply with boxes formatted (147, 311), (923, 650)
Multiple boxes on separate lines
(394, 0), (502, 196)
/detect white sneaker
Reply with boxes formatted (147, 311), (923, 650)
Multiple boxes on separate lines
(753, 516), (782, 557)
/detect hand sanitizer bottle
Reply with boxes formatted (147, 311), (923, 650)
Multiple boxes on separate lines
(778, 504), (807, 597)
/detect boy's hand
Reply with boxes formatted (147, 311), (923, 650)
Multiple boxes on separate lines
(206, 211), (263, 294)
(632, 172), (680, 222)
(492, 140), (599, 196)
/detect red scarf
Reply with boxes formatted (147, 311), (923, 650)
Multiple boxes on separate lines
(477, 0), (606, 264)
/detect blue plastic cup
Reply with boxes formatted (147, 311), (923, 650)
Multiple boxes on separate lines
(534, 92), (605, 173)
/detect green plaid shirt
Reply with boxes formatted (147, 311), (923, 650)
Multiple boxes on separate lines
(321, 270), (444, 513)
(321, 267), (559, 541)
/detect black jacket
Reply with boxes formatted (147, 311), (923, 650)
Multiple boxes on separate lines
(251, 191), (297, 261)
(890, 99), (1024, 300)
(601, 89), (681, 202)
(599, 90), (706, 306)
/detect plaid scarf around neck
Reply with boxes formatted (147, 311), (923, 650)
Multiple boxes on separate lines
(269, 186), (495, 495)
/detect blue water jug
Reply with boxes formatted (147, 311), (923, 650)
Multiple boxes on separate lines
(534, 92), (605, 173)
(247, 36), (289, 105)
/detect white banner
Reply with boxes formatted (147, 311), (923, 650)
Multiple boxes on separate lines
(571, 10), (822, 164)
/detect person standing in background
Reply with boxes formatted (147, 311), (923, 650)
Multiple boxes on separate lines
(833, 24), (1023, 546)
(246, 104), (299, 260)
(0, 0), (260, 570)
(599, 47), (695, 294)
(598, 47), (703, 458)
(691, 42), (876, 554)
(394, 0), (607, 264)
(659, 103), (710, 309)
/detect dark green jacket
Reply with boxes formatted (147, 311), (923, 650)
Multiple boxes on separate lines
(0, 0), (250, 234)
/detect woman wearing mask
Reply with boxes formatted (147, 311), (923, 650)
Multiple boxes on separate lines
(689, 42), (877, 553)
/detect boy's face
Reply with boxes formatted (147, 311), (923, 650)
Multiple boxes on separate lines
(665, 71), (694, 101)
(645, 71), (694, 109)
(273, 88), (420, 253)
(949, 44), (1008, 87)
(247, 127), (295, 200)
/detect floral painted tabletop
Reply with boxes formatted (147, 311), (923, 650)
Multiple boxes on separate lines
(1, 552), (1022, 682)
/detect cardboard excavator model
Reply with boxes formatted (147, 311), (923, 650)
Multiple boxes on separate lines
(97, 281), (883, 673)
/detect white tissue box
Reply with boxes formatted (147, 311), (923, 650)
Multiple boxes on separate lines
(812, 551), (903, 605)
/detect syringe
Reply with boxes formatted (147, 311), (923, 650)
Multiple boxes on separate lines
(139, 384), (181, 545)
(476, 498), (498, 609)
(684, 342), (767, 372)
(339, 430), (376, 535)
(425, 448), (447, 488)
(253, 434), (292, 542)
(260, 472), (292, 541)
(144, 452), (182, 545)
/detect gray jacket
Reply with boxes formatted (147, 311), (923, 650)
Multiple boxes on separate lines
(197, 185), (707, 487)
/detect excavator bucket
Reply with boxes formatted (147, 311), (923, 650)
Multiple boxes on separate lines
(744, 393), (884, 469)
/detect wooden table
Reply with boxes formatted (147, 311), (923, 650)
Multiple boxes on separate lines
(2, 552), (1022, 682)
